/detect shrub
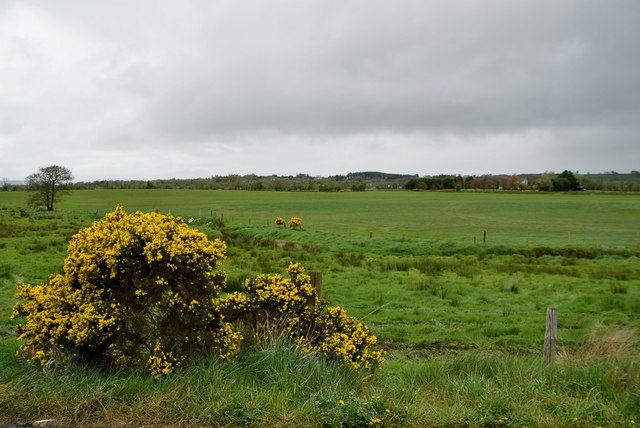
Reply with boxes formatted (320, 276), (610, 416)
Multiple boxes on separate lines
(288, 217), (302, 229)
(274, 217), (286, 228)
(221, 263), (385, 371)
(13, 205), (241, 378)
(13, 206), (381, 377)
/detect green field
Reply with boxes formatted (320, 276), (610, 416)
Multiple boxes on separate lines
(2, 189), (640, 248)
(1, 189), (639, 427)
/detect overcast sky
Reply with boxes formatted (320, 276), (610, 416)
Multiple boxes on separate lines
(1, 1), (639, 181)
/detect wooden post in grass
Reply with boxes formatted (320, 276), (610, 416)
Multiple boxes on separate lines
(483, 230), (487, 245)
(543, 307), (558, 365)
(309, 271), (322, 297)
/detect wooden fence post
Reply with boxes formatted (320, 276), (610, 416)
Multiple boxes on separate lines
(543, 307), (558, 365)
(309, 272), (322, 297)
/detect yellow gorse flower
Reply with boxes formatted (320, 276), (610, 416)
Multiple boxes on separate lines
(219, 263), (385, 371)
(13, 206), (383, 376)
(288, 217), (302, 229)
(13, 205), (239, 376)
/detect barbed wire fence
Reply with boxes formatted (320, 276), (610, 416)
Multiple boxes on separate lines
(306, 272), (640, 364)
(337, 303), (640, 364)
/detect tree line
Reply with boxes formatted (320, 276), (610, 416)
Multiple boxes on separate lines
(406, 171), (640, 192)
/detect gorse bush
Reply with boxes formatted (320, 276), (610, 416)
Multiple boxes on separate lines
(13, 205), (240, 378)
(13, 206), (382, 377)
(288, 216), (302, 229)
(222, 263), (385, 371)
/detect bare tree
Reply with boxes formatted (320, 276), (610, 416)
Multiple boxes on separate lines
(26, 165), (74, 211)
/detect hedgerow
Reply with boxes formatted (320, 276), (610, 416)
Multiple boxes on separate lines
(13, 206), (383, 377)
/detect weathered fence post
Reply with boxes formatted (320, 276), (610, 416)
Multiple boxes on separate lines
(309, 271), (322, 297)
(543, 307), (558, 365)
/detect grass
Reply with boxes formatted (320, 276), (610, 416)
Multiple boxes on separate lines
(2, 189), (639, 248)
(1, 341), (637, 427)
(0, 191), (639, 426)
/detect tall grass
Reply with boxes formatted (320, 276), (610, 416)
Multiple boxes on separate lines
(1, 338), (398, 427)
(1, 341), (637, 427)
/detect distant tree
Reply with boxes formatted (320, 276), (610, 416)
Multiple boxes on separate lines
(503, 175), (526, 191)
(351, 182), (367, 191)
(404, 178), (421, 190)
(275, 217), (286, 228)
(470, 175), (494, 190)
(536, 172), (555, 191)
(552, 170), (580, 191)
(26, 165), (73, 211)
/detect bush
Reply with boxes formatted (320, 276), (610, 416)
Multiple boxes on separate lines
(13, 205), (241, 378)
(221, 263), (385, 371)
(13, 206), (382, 377)
(288, 217), (302, 229)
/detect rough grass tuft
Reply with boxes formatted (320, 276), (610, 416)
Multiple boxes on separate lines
(575, 324), (638, 363)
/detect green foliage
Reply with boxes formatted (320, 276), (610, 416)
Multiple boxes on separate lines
(221, 263), (385, 371)
(552, 170), (581, 191)
(11, 206), (383, 378)
(13, 205), (238, 377)
(315, 393), (398, 427)
(351, 182), (367, 192)
(2, 192), (640, 426)
(0, 347), (636, 427)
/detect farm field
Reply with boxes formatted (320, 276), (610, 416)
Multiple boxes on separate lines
(1, 189), (639, 248)
(0, 189), (639, 427)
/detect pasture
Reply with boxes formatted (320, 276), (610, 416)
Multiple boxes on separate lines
(2, 189), (640, 248)
(1, 189), (639, 427)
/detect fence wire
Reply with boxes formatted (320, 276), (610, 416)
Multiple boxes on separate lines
(372, 330), (640, 345)
(341, 304), (640, 317)
(339, 304), (640, 346)
(341, 305), (546, 316)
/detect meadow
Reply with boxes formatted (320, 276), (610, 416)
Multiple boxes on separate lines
(1, 189), (639, 248)
(0, 189), (638, 427)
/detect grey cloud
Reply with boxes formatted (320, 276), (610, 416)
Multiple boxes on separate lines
(1, 0), (638, 180)
(140, 1), (640, 141)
